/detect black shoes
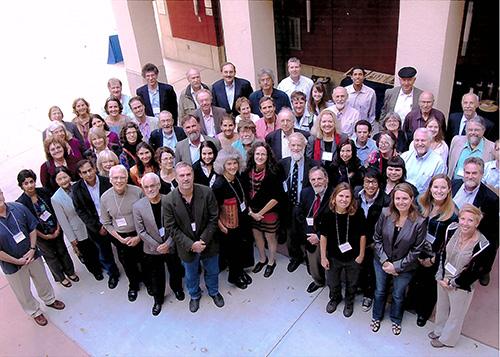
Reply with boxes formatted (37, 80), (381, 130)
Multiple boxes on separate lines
(326, 299), (339, 314)
(174, 290), (185, 301)
(417, 315), (427, 327)
(189, 298), (200, 313)
(252, 258), (268, 274)
(128, 289), (138, 302)
(264, 262), (277, 278)
(306, 282), (324, 293)
(241, 272), (252, 285)
(228, 276), (248, 290)
(152, 303), (162, 316)
(287, 259), (301, 273)
(211, 293), (225, 308)
(94, 273), (104, 281)
(343, 304), (354, 318)
(479, 273), (490, 286)
(108, 276), (119, 289)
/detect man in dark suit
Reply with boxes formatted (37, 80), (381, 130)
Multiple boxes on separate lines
(452, 157), (499, 285)
(71, 160), (120, 288)
(380, 66), (423, 121)
(132, 173), (185, 316)
(249, 68), (291, 117)
(353, 169), (389, 311)
(296, 166), (331, 293)
(211, 62), (253, 117)
(278, 132), (319, 273)
(163, 162), (223, 313)
(193, 89), (227, 137)
(149, 110), (187, 152)
(136, 63), (179, 124)
(446, 92), (496, 144)
(266, 107), (310, 160)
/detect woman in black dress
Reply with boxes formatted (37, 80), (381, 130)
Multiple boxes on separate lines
(330, 139), (365, 188)
(193, 141), (218, 188)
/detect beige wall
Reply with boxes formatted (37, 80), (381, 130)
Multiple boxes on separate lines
(219, 0), (277, 88)
(395, 0), (464, 116)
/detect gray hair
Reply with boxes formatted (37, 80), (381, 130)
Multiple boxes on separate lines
(175, 161), (194, 174)
(195, 88), (212, 101)
(257, 68), (275, 84)
(466, 116), (486, 130)
(96, 149), (119, 174)
(141, 172), (160, 185)
(308, 166), (328, 181)
(464, 157), (485, 173)
(109, 164), (128, 178)
(288, 132), (307, 146)
(414, 127), (432, 141)
(381, 112), (402, 129)
(213, 147), (246, 175)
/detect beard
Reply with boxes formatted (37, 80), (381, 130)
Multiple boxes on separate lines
(188, 132), (200, 142)
(241, 136), (254, 145)
(290, 151), (304, 162)
(313, 186), (326, 195)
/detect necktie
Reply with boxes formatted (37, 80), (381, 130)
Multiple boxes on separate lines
(461, 120), (467, 135)
(290, 162), (299, 205)
(312, 194), (321, 217)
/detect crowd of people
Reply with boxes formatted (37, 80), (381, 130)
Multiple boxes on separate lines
(0, 59), (498, 349)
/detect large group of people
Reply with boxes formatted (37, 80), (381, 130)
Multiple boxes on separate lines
(0, 59), (498, 349)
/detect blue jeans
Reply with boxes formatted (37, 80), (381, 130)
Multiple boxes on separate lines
(182, 254), (219, 299)
(372, 257), (414, 324)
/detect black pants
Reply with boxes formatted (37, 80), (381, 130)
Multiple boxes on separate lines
(143, 253), (184, 304)
(88, 230), (120, 278)
(286, 206), (303, 262)
(406, 262), (439, 320)
(75, 238), (103, 277)
(358, 246), (375, 299)
(326, 257), (360, 304)
(112, 233), (144, 290)
(37, 233), (75, 282)
(220, 227), (247, 281)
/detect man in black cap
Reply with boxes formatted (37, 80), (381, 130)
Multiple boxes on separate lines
(380, 66), (423, 124)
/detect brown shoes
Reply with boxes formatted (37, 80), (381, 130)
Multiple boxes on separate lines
(46, 300), (65, 310)
(34, 314), (48, 326)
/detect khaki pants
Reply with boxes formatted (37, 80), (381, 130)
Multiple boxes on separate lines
(5, 257), (55, 317)
(306, 246), (325, 286)
(434, 283), (474, 346)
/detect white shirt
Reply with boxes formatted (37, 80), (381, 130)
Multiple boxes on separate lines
(189, 135), (205, 164)
(190, 87), (200, 109)
(401, 148), (446, 193)
(225, 82), (235, 110)
(281, 131), (291, 159)
(84, 179), (101, 217)
(483, 160), (499, 190)
(453, 183), (480, 209)
(294, 110), (314, 132)
(394, 88), (414, 126)
(459, 113), (478, 136)
(345, 84), (376, 124)
(277, 75), (314, 101)
(202, 110), (216, 137)
(330, 105), (361, 137)
(162, 129), (177, 150)
(148, 86), (161, 117)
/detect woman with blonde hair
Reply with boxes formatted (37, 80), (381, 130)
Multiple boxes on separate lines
(71, 97), (92, 148)
(96, 149), (119, 177)
(406, 174), (458, 327)
(371, 183), (427, 335)
(306, 109), (347, 173)
(44, 105), (83, 144)
(429, 204), (492, 348)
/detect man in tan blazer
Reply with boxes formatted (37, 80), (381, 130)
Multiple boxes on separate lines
(448, 116), (495, 179)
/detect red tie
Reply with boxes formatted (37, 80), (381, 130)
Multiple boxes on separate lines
(312, 194), (321, 218)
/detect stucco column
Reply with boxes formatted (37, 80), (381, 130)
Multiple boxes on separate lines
(395, 0), (465, 116)
(110, 0), (166, 95)
(219, 0), (277, 88)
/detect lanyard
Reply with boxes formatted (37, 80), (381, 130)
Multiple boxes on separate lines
(226, 176), (246, 207)
(0, 211), (23, 236)
(335, 212), (350, 246)
(113, 190), (125, 217)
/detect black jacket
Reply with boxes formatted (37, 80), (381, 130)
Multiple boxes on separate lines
(353, 186), (390, 245)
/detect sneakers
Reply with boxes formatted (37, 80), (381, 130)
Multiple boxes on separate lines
(211, 293), (225, 308)
(361, 297), (373, 312)
(343, 304), (354, 317)
(189, 298), (200, 313)
(326, 299), (339, 314)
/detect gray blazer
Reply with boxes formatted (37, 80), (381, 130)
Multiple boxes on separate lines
(51, 186), (88, 242)
(132, 195), (174, 255)
(163, 184), (219, 262)
(174, 135), (221, 164)
(373, 208), (427, 273)
(194, 106), (226, 136)
(380, 86), (423, 120)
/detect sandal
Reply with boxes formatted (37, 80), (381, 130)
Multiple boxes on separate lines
(68, 274), (80, 282)
(392, 323), (402, 336)
(60, 279), (72, 288)
(370, 319), (381, 332)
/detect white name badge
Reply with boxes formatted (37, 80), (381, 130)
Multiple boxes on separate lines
(240, 202), (246, 212)
(338, 242), (352, 253)
(158, 227), (165, 237)
(445, 262), (457, 275)
(306, 217), (314, 226)
(13, 231), (27, 244)
(153, 107), (160, 115)
(40, 210), (52, 222)
(115, 217), (127, 227)
(322, 152), (333, 161)
(426, 233), (436, 244)
(191, 222), (197, 232)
